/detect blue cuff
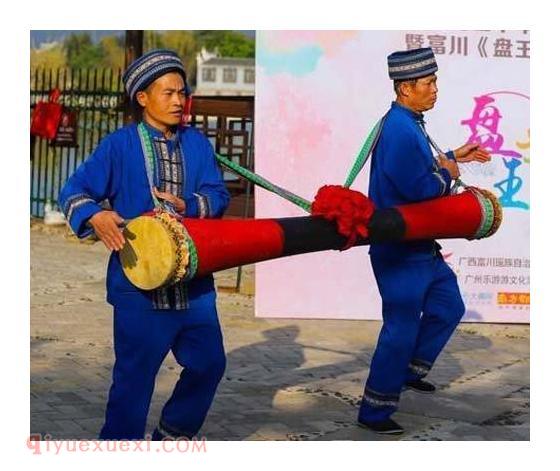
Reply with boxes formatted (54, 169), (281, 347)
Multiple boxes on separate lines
(184, 193), (211, 218)
(193, 193), (212, 219)
(445, 150), (456, 162)
(194, 193), (211, 218)
(69, 202), (102, 238)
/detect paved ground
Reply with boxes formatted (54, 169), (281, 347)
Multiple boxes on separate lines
(30, 221), (529, 441)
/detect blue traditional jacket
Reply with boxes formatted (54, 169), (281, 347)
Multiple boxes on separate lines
(59, 122), (230, 310)
(368, 102), (454, 261)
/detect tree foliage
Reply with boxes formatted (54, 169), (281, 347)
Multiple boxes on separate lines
(63, 33), (105, 69)
(31, 44), (66, 70)
(31, 31), (255, 88)
(195, 30), (255, 58)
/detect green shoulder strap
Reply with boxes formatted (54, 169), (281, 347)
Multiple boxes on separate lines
(343, 115), (386, 188)
(212, 115), (387, 213)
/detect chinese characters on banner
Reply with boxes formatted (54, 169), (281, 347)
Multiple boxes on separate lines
(405, 30), (530, 59)
(426, 30), (530, 322)
(256, 30), (529, 322)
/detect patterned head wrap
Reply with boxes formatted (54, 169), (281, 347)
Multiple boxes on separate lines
(123, 49), (191, 100)
(387, 47), (438, 81)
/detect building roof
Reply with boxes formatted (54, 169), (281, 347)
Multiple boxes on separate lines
(202, 57), (255, 67)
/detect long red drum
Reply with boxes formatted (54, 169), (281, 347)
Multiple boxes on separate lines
(120, 187), (502, 290)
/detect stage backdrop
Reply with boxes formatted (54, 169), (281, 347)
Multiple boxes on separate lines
(254, 30), (530, 323)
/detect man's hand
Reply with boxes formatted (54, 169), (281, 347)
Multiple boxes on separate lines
(89, 210), (126, 251)
(438, 155), (461, 180)
(153, 187), (186, 213)
(453, 143), (491, 163)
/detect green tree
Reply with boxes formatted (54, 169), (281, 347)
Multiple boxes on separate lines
(143, 31), (198, 85)
(144, 30), (164, 50)
(31, 44), (66, 71)
(100, 36), (125, 69)
(195, 30), (254, 58)
(64, 33), (104, 69)
(141, 30), (255, 87)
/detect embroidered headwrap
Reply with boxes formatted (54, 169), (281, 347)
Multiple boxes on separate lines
(387, 47), (438, 81)
(122, 49), (192, 100)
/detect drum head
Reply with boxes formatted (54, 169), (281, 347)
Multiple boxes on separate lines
(119, 216), (177, 290)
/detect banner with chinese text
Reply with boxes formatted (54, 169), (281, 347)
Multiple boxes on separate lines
(255, 30), (529, 323)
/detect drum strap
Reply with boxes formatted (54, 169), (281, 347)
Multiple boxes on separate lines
(137, 122), (189, 310)
(417, 120), (465, 194)
(213, 115), (387, 213)
(342, 114), (387, 188)
(138, 122), (185, 216)
(212, 111), (469, 210)
(138, 122), (165, 210)
(214, 152), (313, 212)
(418, 120), (447, 158)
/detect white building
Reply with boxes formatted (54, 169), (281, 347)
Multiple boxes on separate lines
(37, 41), (59, 51)
(195, 49), (255, 96)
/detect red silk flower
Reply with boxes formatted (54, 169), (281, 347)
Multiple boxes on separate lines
(311, 185), (375, 250)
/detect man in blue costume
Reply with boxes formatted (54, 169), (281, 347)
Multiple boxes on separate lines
(357, 47), (491, 434)
(59, 49), (230, 440)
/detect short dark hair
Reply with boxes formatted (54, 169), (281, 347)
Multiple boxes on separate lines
(393, 78), (418, 95)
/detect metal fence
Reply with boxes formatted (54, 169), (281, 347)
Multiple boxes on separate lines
(30, 67), (125, 217)
(30, 67), (255, 219)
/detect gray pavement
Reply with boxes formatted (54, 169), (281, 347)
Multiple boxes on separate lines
(30, 221), (529, 440)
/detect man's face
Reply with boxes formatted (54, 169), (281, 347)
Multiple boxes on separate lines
(406, 74), (438, 112)
(136, 72), (186, 127)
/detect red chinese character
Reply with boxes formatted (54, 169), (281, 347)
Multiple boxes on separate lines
(461, 95), (522, 158)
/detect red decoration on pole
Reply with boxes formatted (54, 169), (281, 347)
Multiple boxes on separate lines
(311, 185), (375, 250)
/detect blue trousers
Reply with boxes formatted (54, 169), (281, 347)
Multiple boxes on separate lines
(358, 254), (465, 423)
(99, 305), (226, 440)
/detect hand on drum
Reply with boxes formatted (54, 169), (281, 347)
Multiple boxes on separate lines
(89, 210), (126, 251)
(153, 187), (186, 213)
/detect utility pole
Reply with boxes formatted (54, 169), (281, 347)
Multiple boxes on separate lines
(125, 30), (144, 68)
(124, 30), (144, 122)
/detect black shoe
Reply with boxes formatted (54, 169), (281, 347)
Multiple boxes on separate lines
(405, 379), (436, 394)
(358, 418), (404, 435)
